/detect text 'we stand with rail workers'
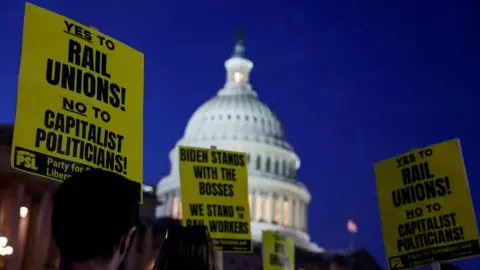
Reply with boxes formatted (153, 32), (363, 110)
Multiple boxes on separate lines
(181, 148), (250, 235)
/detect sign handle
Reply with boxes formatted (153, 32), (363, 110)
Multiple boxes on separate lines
(431, 262), (441, 270)
(349, 232), (356, 250)
(216, 251), (223, 270)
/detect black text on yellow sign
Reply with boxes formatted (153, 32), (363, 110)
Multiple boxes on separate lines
(12, 3), (144, 202)
(374, 139), (480, 270)
(262, 231), (295, 270)
(178, 146), (252, 253)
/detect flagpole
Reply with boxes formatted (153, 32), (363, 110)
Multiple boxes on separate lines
(349, 232), (356, 251)
(347, 219), (357, 251)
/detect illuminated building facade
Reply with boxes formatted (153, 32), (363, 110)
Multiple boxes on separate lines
(0, 125), (157, 270)
(155, 32), (323, 269)
(154, 32), (384, 270)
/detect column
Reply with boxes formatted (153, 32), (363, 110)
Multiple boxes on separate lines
(269, 193), (275, 224)
(294, 200), (301, 229)
(263, 193), (271, 223)
(178, 198), (182, 219)
(299, 203), (305, 230)
(248, 192), (252, 217)
(24, 192), (51, 270)
(44, 239), (59, 270)
(165, 192), (172, 216)
(304, 204), (308, 231)
(174, 191), (180, 218)
(251, 190), (257, 221)
(17, 195), (32, 270)
(278, 196), (284, 226)
(4, 184), (25, 270)
(288, 199), (294, 228)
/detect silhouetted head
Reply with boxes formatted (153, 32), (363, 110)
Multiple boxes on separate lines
(51, 168), (140, 269)
(154, 225), (217, 270)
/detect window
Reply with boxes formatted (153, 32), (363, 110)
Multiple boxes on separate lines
(289, 162), (296, 178)
(282, 160), (287, 176)
(266, 157), (271, 172)
(172, 197), (179, 219)
(282, 200), (289, 226)
(233, 72), (245, 83)
(256, 195), (263, 221)
(273, 198), (281, 224)
(247, 154), (250, 163)
(256, 155), (261, 170)
(274, 160), (279, 174)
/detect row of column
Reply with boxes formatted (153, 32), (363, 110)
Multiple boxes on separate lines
(250, 190), (307, 231)
(161, 190), (307, 231)
(0, 183), (55, 270)
(0, 182), (156, 270)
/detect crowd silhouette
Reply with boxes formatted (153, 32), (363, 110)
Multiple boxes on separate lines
(50, 168), (458, 270)
(51, 168), (218, 270)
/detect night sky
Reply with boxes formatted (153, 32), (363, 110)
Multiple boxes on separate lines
(1, 0), (479, 269)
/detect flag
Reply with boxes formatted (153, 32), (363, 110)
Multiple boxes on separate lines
(347, 219), (357, 233)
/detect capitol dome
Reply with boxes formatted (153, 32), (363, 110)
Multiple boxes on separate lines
(156, 32), (323, 252)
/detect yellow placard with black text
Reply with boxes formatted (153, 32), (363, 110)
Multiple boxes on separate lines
(12, 3), (144, 202)
(374, 139), (480, 270)
(262, 231), (294, 270)
(178, 146), (252, 253)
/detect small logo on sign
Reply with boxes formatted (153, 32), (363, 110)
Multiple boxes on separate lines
(236, 206), (245, 219)
(16, 150), (39, 171)
(390, 257), (404, 269)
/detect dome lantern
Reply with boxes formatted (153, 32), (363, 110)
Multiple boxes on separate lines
(221, 27), (255, 96)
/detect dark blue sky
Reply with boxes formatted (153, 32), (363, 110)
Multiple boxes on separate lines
(1, 0), (479, 268)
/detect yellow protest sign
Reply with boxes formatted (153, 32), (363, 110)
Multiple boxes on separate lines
(262, 231), (295, 270)
(12, 3), (144, 201)
(178, 146), (252, 252)
(375, 139), (480, 270)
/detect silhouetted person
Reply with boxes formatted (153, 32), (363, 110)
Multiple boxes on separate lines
(153, 225), (217, 270)
(52, 168), (140, 270)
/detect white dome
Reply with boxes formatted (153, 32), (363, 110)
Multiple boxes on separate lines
(185, 94), (289, 149)
(156, 35), (322, 253)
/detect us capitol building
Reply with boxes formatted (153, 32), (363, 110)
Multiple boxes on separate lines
(0, 30), (382, 270)
(155, 31), (322, 254)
